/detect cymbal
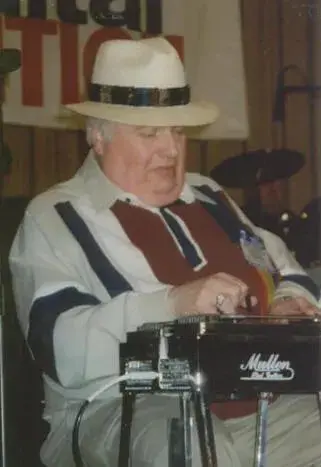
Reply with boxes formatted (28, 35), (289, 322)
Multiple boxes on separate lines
(210, 148), (305, 188)
(0, 48), (21, 75)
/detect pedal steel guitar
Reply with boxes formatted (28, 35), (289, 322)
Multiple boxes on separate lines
(118, 315), (321, 467)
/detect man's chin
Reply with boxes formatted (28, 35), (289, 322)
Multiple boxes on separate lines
(151, 185), (183, 206)
(140, 174), (184, 206)
(154, 179), (181, 195)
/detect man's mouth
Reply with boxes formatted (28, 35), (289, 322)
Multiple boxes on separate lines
(155, 167), (175, 176)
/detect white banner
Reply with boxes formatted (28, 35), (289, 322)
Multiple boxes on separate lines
(1, 0), (249, 140)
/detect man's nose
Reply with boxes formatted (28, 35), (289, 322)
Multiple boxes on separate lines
(159, 129), (179, 157)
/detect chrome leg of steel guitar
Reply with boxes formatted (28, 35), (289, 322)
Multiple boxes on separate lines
(180, 392), (193, 467)
(253, 393), (272, 467)
(193, 391), (218, 467)
(118, 392), (136, 467)
(168, 392), (193, 467)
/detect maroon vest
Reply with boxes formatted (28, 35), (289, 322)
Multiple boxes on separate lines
(111, 199), (275, 419)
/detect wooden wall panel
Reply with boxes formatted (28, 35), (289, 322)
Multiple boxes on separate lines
(239, 0), (263, 149)
(207, 0), (284, 207)
(260, 0), (283, 148)
(32, 128), (58, 196)
(185, 140), (204, 174)
(2, 125), (32, 197)
(282, 0), (313, 213)
(55, 129), (84, 183)
(1, 0), (316, 219)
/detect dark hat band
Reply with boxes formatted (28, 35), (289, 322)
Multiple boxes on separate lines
(88, 83), (190, 107)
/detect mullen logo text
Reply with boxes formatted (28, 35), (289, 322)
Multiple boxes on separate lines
(240, 353), (295, 381)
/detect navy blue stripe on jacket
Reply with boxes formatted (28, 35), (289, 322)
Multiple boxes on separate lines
(195, 185), (251, 243)
(55, 201), (133, 298)
(160, 204), (203, 269)
(280, 274), (320, 301)
(196, 185), (320, 301)
(28, 287), (101, 381)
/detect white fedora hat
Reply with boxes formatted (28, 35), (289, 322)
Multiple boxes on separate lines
(65, 37), (219, 127)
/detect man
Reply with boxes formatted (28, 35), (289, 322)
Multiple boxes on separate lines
(9, 37), (321, 466)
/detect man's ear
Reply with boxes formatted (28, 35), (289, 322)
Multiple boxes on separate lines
(91, 129), (105, 156)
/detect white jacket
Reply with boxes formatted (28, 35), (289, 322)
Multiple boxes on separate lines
(9, 152), (320, 419)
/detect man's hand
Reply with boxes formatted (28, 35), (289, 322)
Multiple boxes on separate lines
(169, 272), (257, 317)
(269, 296), (319, 317)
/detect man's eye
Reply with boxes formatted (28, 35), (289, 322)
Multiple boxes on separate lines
(173, 127), (185, 135)
(137, 127), (185, 138)
(139, 130), (157, 138)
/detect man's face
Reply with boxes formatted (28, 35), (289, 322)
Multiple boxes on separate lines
(259, 180), (283, 214)
(101, 123), (187, 207)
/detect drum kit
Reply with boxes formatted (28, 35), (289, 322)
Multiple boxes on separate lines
(210, 148), (321, 271)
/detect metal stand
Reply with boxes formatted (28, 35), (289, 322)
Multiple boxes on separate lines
(253, 393), (272, 467)
(118, 392), (136, 467)
(193, 391), (217, 467)
(118, 387), (321, 467)
(168, 393), (193, 467)
(118, 390), (217, 467)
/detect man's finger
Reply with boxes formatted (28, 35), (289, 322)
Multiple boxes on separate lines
(270, 297), (318, 317)
(213, 273), (249, 302)
(269, 298), (300, 316)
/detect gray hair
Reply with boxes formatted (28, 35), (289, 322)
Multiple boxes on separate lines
(86, 117), (114, 147)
